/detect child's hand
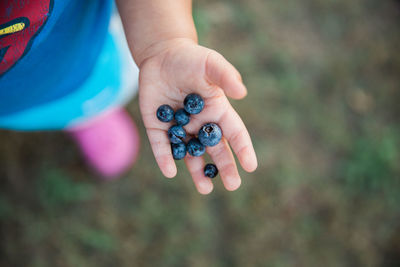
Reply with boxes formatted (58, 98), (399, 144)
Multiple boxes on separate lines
(138, 38), (257, 194)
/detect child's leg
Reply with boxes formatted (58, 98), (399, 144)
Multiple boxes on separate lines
(67, 107), (139, 178)
(2, 12), (139, 178)
(0, 12), (139, 178)
(67, 13), (140, 178)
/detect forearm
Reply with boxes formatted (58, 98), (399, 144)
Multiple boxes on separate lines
(116, 0), (197, 66)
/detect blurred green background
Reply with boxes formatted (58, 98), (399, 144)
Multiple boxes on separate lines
(1, 0), (400, 266)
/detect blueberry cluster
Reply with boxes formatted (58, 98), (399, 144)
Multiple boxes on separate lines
(156, 93), (221, 178)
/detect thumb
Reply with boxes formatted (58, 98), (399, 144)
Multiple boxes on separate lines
(205, 51), (247, 99)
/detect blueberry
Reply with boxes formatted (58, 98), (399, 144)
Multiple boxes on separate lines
(157, 104), (174, 122)
(184, 93), (204, 114)
(174, 108), (190, 126)
(187, 138), (206, 157)
(171, 142), (187, 160)
(167, 125), (186, 144)
(198, 123), (222, 147)
(204, 163), (218, 178)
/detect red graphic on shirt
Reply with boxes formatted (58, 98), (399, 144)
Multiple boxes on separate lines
(0, 0), (53, 75)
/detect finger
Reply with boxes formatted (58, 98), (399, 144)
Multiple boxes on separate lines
(207, 138), (241, 191)
(184, 155), (214, 195)
(146, 128), (177, 178)
(219, 107), (258, 173)
(205, 51), (247, 100)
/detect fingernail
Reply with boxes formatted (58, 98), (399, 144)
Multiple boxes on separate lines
(199, 181), (212, 194)
(226, 176), (241, 191)
(165, 165), (176, 178)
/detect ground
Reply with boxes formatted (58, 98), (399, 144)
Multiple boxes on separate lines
(1, 0), (400, 266)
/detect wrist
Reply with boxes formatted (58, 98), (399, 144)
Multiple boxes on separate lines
(135, 37), (197, 68)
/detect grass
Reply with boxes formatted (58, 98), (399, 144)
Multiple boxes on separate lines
(1, 0), (400, 266)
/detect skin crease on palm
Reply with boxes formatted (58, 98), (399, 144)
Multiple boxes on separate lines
(138, 38), (258, 194)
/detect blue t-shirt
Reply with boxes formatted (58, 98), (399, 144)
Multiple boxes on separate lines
(0, 0), (112, 116)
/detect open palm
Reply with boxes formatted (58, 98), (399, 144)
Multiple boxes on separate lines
(138, 39), (257, 194)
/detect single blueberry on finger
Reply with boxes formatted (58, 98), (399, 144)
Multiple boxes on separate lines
(184, 93), (204, 114)
(198, 123), (222, 147)
(187, 138), (206, 157)
(171, 142), (187, 160)
(168, 125), (186, 144)
(204, 163), (218, 178)
(156, 104), (174, 122)
(174, 108), (190, 126)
